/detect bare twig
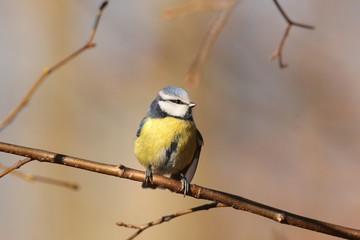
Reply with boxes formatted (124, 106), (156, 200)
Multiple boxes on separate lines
(117, 202), (226, 240)
(186, 0), (239, 87)
(0, 141), (359, 240)
(0, 158), (34, 177)
(0, 162), (78, 190)
(163, 0), (238, 87)
(270, 0), (314, 68)
(0, 1), (109, 131)
(162, 0), (232, 19)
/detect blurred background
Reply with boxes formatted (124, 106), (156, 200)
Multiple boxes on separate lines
(1, 0), (360, 239)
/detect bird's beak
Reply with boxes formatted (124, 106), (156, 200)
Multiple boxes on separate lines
(189, 102), (196, 108)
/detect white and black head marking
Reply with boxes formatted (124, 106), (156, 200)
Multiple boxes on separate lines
(148, 86), (195, 120)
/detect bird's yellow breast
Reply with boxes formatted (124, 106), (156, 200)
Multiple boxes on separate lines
(134, 117), (197, 174)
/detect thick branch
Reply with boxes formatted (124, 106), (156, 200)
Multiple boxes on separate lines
(0, 1), (108, 131)
(0, 141), (359, 239)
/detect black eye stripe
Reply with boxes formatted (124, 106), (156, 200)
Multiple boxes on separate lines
(169, 99), (185, 105)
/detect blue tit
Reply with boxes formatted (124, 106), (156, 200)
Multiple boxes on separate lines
(134, 86), (203, 195)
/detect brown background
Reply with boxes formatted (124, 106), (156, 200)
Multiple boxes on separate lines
(1, 1), (360, 239)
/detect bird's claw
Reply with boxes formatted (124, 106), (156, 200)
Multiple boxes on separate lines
(180, 175), (190, 197)
(142, 167), (153, 188)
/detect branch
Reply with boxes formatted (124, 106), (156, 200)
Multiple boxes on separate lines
(0, 161), (78, 190)
(269, 0), (314, 68)
(0, 141), (359, 239)
(0, 158), (34, 177)
(117, 202), (226, 240)
(185, 0), (239, 87)
(0, 1), (109, 131)
(162, 0), (232, 19)
(163, 0), (239, 87)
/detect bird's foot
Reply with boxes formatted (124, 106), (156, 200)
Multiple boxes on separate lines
(180, 174), (190, 197)
(142, 167), (157, 189)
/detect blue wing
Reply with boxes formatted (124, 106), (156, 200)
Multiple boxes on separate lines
(136, 117), (147, 137)
(184, 128), (203, 183)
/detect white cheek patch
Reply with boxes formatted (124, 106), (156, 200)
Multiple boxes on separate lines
(159, 101), (188, 118)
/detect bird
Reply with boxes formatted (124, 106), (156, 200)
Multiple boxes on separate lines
(134, 86), (203, 196)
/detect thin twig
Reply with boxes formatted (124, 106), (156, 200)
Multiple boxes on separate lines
(0, 158), (34, 177)
(270, 0), (314, 68)
(0, 0), (109, 131)
(162, 0), (232, 20)
(162, 0), (237, 87)
(117, 202), (226, 240)
(186, 0), (239, 87)
(0, 141), (359, 240)
(0, 162), (78, 190)
(269, 23), (291, 68)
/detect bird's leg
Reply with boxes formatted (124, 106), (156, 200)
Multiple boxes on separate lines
(142, 166), (153, 188)
(180, 173), (190, 197)
(142, 166), (158, 189)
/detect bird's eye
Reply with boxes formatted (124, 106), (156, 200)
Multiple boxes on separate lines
(170, 99), (183, 104)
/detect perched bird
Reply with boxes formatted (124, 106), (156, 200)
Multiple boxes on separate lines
(134, 86), (203, 195)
